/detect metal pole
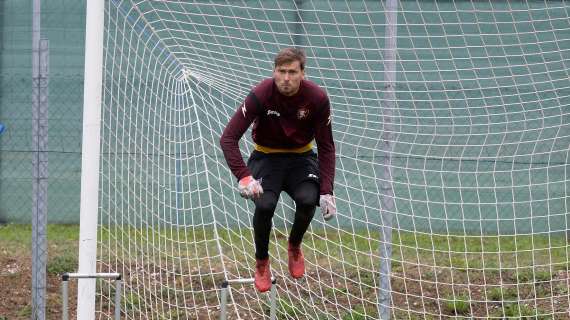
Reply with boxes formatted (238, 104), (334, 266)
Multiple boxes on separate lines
(62, 279), (69, 320)
(32, 0), (49, 317)
(114, 280), (122, 320)
(219, 277), (277, 320)
(378, 0), (398, 319)
(62, 273), (122, 320)
(220, 282), (228, 320)
(269, 279), (277, 320)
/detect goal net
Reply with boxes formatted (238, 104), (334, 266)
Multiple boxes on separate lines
(87, 0), (570, 319)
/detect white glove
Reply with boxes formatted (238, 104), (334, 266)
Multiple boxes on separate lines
(319, 194), (336, 221)
(238, 176), (263, 200)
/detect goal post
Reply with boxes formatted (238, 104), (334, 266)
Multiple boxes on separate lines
(77, 1), (105, 319)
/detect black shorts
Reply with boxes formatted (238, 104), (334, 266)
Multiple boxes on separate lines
(247, 150), (320, 201)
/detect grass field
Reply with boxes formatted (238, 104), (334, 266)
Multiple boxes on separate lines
(1, 224), (570, 319)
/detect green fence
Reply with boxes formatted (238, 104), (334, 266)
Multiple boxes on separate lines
(0, 1), (568, 234)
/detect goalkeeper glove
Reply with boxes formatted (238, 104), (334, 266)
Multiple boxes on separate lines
(238, 176), (263, 200)
(319, 194), (336, 221)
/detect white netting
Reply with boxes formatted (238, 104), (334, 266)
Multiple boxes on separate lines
(93, 0), (570, 319)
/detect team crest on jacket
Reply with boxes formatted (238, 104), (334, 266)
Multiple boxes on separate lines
(297, 108), (309, 120)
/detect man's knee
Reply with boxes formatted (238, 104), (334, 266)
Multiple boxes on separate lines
(295, 195), (317, 209)
(255, 193), (279, 214)
(293, 182), (319, 208)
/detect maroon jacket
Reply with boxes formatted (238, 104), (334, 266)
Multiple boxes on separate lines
(220, 78), (336, 195)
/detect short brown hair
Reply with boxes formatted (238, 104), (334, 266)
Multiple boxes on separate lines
(274, 47), (306, 70)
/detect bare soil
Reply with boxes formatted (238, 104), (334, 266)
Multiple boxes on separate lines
(0, 247), (77, 320)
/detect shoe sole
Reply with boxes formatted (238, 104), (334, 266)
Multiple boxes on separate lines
(255, 285), (271, 292)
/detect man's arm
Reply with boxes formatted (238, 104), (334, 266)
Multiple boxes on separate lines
(219, 92), (260, 181)
(314, 98), (335, 195)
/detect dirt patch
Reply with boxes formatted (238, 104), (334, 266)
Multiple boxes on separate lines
(0, 249), (77, 319)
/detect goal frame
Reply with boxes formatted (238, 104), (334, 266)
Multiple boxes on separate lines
(77, 1), (105, 319)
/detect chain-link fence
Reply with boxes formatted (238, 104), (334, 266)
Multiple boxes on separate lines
(0, 1), (85, 224)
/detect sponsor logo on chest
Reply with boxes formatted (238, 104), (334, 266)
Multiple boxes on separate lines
(266, 109), (281, 117)
(265, 105), (310, 120)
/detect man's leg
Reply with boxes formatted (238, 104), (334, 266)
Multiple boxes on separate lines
(287, 181), (318, 278)
(289, 181), (319, 246)
(252, 191), (279, 259)
(252, 191), (279, 292)
(247, 151), (286, 292)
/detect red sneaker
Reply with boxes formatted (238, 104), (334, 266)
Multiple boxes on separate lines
(288, 242), (305, 279)
(254, 258), (272, 292)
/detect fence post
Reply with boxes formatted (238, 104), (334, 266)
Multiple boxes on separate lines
(32, 0), (49, 317)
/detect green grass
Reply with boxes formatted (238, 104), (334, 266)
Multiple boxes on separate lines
(488, 286), (518, 301)
(517, 268), (552, 283)
(277, 299), (303, 319)
(67, 225), (570, 272)
(2, 223), (568, 276)
(125, 292), (142, 311)
(0, 223), (79, 252)
(47, 255), (78, 275)
(443, 294), (470, 316)
(341, 304), (368, 320)
(493, 303), (550, 319)
(2, 223), (569, 278)
(391, 231), (570, 270)
(16, 305), (32, 318)
(0, 224), (32, 247)
(1, 224), (569, 318)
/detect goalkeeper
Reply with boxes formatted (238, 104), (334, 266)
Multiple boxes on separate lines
(220, 47), (336, 292)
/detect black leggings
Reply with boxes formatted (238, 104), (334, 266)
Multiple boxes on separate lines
(253, 181), (318, 260)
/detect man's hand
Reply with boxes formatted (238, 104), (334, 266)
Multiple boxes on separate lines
(319, 194), (336, 221)
(238, 176), (263, 200)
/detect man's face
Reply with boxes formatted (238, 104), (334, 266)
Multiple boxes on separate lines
(273, 60), (304, 96)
